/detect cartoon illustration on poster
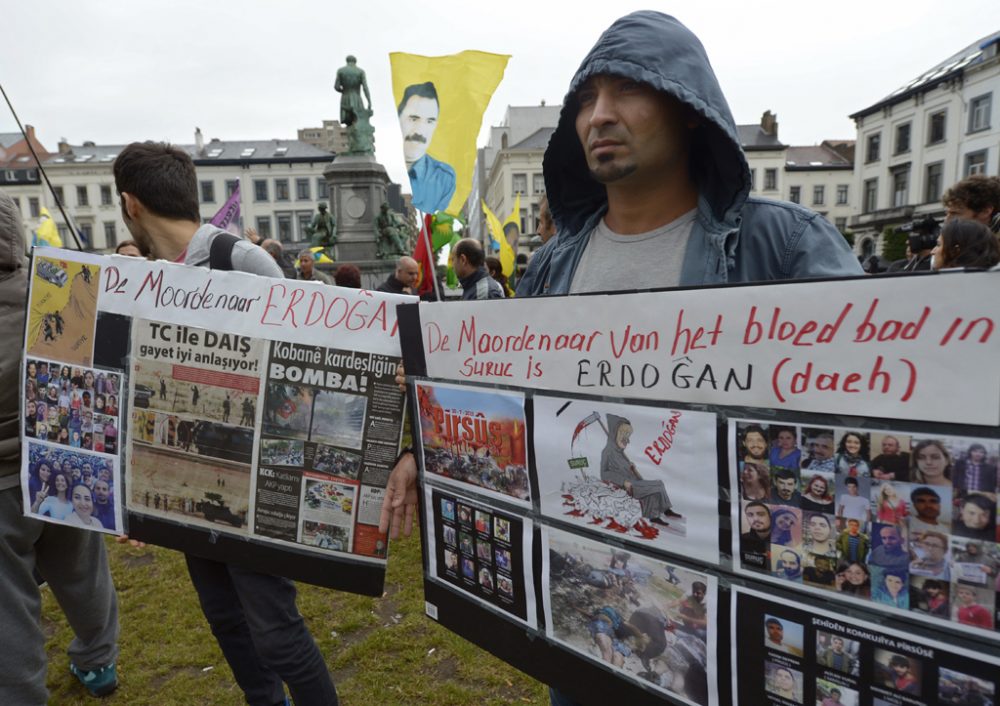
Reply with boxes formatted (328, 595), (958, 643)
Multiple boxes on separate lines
(733, 586), (1000, 706)
(26, 256), (100, 367)
(542, 526), (718, 706)
(424, 486), (536, 628)
(534, 396), (719, 563)
(731, 418), (1000, 642)
(416, 382), (530, 507)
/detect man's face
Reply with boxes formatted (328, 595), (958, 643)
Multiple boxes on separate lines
(692, 585), (705, 603)
(300, 254), (314, 277)
(744, 431), (767, 459)
(766, 622), (783, 643)
(811, 436), (834, 460)
(912, 492), (940, 520)
(399, 95), (439, 165)
(847, 520), (860, 536)
(881, 437), (900, 455)
(920, 535), (946, 560)
(831, 637), (844, 653)
(95, 480), (110, 503)
(397, 261), (420, 287)
(846, 482), (859, 496)
(775, 669), (794, 693)
(892, 662), (910, 677)
(880, 528), (902, 551)
(775, 476), (796, 500)
(746, 505), (770, 532)
(574, 74), (692, 186)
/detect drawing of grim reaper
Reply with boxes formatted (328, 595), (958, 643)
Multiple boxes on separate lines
(601, 414), (679, 526)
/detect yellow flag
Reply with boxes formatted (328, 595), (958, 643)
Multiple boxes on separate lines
(482, 200), (515, 278)
(34, 208), (62, 248)
(390, 50), (509, 216)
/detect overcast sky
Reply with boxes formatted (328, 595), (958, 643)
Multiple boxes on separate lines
(3, 0), (998, 188)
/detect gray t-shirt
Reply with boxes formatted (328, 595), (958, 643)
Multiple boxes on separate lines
(183, 224), (283, 278)
(569, 209), (696, 294)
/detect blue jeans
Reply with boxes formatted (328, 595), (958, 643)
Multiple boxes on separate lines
(185, 555), (338, 706)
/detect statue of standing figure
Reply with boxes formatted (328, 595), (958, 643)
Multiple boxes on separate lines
(306, 203), (337, 250)
(335, 55), (372, 127)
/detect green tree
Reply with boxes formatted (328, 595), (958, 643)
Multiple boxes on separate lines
(841, 229), (855, 248)
(881, 226), (908, 262)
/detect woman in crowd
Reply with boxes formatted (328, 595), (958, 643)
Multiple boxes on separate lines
(835, 432), (870, 477)
(872, 569), (909, 609)
(835, 561), (871, 597)
(875, 482), (908, 524)
(800, 474), (834, 512)
(931, 218), (1000, 269)
(952, 493), (996, 541)
(769, 426), (801, 471)
(912, 440), (953, 486)
(485, 256), (509, 297)
(32, 471), (73, 520)
(27, 460), (52, 507)
(65, 483), (104, 529)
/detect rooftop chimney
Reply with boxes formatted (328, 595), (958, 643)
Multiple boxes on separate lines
(58, 138), (72, 155)
(760, 110), (778, 137)
(195, 127), (204, 155)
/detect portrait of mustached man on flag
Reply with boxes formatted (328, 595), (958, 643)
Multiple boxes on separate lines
(390, 51), (509, 217)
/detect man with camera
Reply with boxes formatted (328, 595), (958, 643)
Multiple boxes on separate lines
(898, 215), (939, 272)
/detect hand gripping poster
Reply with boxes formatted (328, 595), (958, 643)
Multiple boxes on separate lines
(732, 586), (1000, 706)
(415, 381), (530, 509)
(542, 526), (719, 706)
(534, 395), (719, 563)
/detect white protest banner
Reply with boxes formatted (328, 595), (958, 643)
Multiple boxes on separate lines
(415, 272), (1000, 425)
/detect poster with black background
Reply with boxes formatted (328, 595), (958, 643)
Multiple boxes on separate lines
(733, 586), (999, 706)
(425, 486), (535, 627)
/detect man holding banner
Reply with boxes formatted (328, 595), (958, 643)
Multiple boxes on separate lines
(114, 142), (339, 706)
(382, 11), (862, 706)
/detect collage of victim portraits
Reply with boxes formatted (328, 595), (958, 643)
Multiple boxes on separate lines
(23, 358), (122, 533)
(734, 419), (1000, 639)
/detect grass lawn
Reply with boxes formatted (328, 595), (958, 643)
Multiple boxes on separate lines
(43, 533), (548, 705)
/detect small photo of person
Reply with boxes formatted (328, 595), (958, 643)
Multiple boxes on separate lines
(768, 425), (802, 472)
(740, 500), (772, 570)
(949, 538), (999, 587)
(910, 576), (950, 617)
(909, 529), (951, 580)
(771, 546), (804, 583)
(835, 518), (869, 565)
(459, 531), (473, 556)
(871, 481), (910, 525)
(816, 631), (860, 675)
(494, 516), (511, 543)
(951, 583), (995, 629)
(800, 472), (835, 513)
(739, 459), (771, 502)
(443, 548), (458, 573)
(910, 438), (953, 487)
(476, 539), (492, 563)
(835, 476), (871, 529)
(457, 504), (472, 525)
(494, 547), (511, 572)
(737, 422), (769, 471)
(440, 498), (455, 522)
(474, 510), (491, 535)
(771, 506), (803, 547)
(835, 430), (871, 477)
(803, 554), (837, 588)
(952, 492), (996, 541)
(764, 661), (803, 703)
(938, 667), (995, 704)
(478, 566), (494, 593)
(801, 427), (836, 474)
(461, 556), (475, 579)
(816, 678), (859, 706)
(951, 440), (999, 493)
(771, 466), (802, 506)
(834, 561), (871, 598)
(908, 484), (951, 533)
(764, 615), (804, 657)
(870, 433), (912, 482)
(497, 574), (514, 599)
(874, 649), (922, 696)
(871, 567), (909, 609)
(802, 512), (838, 558)
(868, 523), (910, 570)
(442, 525), (456, 547)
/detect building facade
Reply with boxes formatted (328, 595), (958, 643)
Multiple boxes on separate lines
(1, 128), (335, 252)
(848, 30), (1000, 256)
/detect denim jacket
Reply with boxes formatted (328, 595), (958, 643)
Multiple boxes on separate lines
(517, 11), (862, 297)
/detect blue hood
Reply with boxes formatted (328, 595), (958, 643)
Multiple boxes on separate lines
(543, 11), (751, 235)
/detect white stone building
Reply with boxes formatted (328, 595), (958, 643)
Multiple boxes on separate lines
(1, 128), (335, 252)
(848, 29), (1000, 256)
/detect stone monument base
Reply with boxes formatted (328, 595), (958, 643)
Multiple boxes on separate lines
(323, 155), (390, 264)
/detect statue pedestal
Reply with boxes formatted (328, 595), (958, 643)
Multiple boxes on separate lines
(323, 155), (390, 263)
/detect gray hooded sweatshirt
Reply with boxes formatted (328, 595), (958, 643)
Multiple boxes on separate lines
(0, 192), (27, 490)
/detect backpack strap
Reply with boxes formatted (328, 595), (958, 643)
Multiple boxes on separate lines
(208, 232), (240, 271)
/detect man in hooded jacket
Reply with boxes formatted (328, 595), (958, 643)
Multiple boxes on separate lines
(380, 12), (863, 705)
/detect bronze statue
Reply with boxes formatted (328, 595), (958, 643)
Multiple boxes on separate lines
(334, 55), (372, 127)
(375, 202), (412, 259)
(347, 106), (376, 156)
(305, 203), (337, 250)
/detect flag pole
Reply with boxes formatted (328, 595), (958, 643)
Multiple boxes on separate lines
(420, 211), (442, 301)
